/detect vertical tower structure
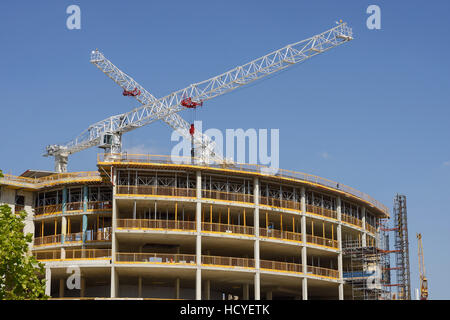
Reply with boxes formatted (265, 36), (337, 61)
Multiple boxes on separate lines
(393, 194), (411, 300)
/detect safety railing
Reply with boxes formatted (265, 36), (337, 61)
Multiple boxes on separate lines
(201, 189), (254, 203)
(33, 250), (61, 260)
(260, 260), (302, 273)
(14, 205), (25, 214)
(259, 228), (302, 242)
(65, 249), (112, 260)
(306, 234), (339, 249)
(114, 251), (338, 278)
(64, 232), (83, 243)
(117, 219), (195, 231)
(202, 255), (255, 268)
(0, 172), (101, 189)
(341, 213), (363, 228)
(116, 185), (196, 198)
(283, 231), (304, 242)
(201, 222), (254, 236)
(203, 191), (339, 225)
(64, 229), (112, 242)
(306, 204), (337, 219)
(98, 153), (389, 216)
(34, 171), (101, 184)
(34, 201), (111, 217)
(116, 253), (196, 264)
(260, 260), (338, 278)
(34, 234), (62, 246)
(87, 201), (112, 211)
(1, 174), (36, 185)
(35, 204), (63, 216)
(307, 265), (339, 279)
(259, 196), (300, 210)
(365, 222), (377, 234)
(32, 249), (111, 261)
(85, 228), (112, 241)
(33, 229), (111, 246)
(66, 202), (83, 212)
(259, 198), (339, 222)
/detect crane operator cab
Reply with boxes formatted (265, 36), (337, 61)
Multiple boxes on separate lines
(99, 132), (122, 161)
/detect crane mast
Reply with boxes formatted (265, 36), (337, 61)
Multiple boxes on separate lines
(44, 22), (353, 172)
(416, 233), (428, 300)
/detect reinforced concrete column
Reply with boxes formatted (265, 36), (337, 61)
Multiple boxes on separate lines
(59, 278), (64, 298)
(111, 214), (118, 265)
(337, 196), (344, 300)
(175, 278), (180, 299)
(61, 217), (67, 246)
(195, 170), (202, 300)
(253, 177), (261, 300)
(204, 279), (211, 300)
(361, 206), (367, 247)
(82, 185), (88, 244)
(61, 187), (67, 244)
(110, 169), (118, 298)
(138, 276), (142, 298)
(111, 169), (118, 261)
(243, 283), (249, 300)
(302, 278), (308, 300)
(80, 276), (86, 297)
(300, 187), (308, 300)
(45, 267), (51, 296)
(60, 186), (67, 260)
(111, 266), (119, 298)
(376, 217), (381, 248)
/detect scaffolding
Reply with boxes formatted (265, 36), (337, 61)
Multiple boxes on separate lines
(379, 218), (393, 299)
(392, 194), (411, 300)
(343, 238), (391, 300)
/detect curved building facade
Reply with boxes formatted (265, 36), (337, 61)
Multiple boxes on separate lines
(0, 154), (389, 300)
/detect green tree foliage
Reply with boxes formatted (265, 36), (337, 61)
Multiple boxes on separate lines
(0, 202), (48, 299)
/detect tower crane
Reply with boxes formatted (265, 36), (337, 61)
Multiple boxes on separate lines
(44, 22), (353, 172)
(88, 49), (216, 164)
(416, 233), (429, 300)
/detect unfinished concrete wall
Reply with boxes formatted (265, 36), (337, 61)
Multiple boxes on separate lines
(0, 186), (35, 248)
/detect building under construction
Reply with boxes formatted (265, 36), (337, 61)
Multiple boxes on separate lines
(0, 22), (410, 300)
(0, 154), (389, 299)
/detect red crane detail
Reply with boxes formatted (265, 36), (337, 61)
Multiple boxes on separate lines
(181, 97), (203, 109)
(189, 124), (195, 136)
(123, 88), (141, 96)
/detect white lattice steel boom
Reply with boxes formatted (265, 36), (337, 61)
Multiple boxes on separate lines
(45, 22), (353, 172)
(89, 50), (219, 164)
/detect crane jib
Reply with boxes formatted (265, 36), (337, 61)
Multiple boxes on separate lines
(46, 23), (353, 172)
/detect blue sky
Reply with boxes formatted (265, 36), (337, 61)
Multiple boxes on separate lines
(1, 1), (449, 299)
